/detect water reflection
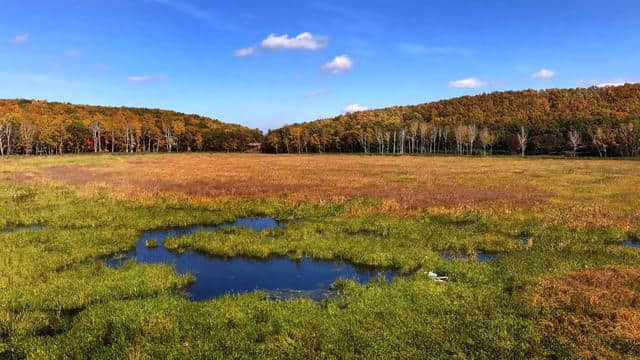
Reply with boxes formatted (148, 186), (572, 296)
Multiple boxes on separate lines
(107, 217), (397, 301)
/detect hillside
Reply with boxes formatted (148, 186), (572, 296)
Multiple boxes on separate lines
(0, 99), (263, 155)
(263, 84), (640, 157)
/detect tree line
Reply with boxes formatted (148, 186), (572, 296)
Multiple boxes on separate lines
(0, 99), (263, 155)
(263, 84), (640, 157)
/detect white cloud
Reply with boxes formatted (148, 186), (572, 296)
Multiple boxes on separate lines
(577, 78), (632, 88)
(235, 32), (328, 58)
(597, 82), (626, 88)
(234, 46), (257, 57)
(127, 75), (168, 84)
(531, 69), (556, 79)
(345, 104), (368, 113)
(261, 32), (328, 51)
(576, 80), (594, 86)
(323, 55), (353, 74)
(11, 33), (29, 44)
(448, 77), (487, 89)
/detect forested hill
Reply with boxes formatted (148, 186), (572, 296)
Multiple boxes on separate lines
(0, 99), (263, 155)
(263, 84), (640, 157)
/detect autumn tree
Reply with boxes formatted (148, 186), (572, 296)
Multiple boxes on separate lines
(478, 128), (495, 156)
(0, 99), (262, 156)
(590, 127), (612, 158)
(262, 84), (640, 158)
(467, 124), (478, 155)
(20, 115), (39, 155)
(616, 121), (639, 157)
(66, 120), (89, 154)
(568, 129), (581, 157)
(171, 120), (186, 152)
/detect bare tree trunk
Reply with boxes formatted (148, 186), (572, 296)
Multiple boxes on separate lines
(393, 130), (397, 154)
(6, 126), (11, 155)
(21, 121), (38, 155)
(517, 126), (528, 157)
(568, 130), (580, 157)
(468, 125), (477, 155)
(0, 124), (4, 156)
(359, 130), (369, 153)
(164, 127), (173, 152)
(91, 122), (101, 153)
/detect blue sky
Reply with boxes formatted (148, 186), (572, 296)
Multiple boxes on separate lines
(1, 0), (639, 130)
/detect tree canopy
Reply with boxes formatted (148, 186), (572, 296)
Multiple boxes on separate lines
(263, 84), (640, 157)
(0, 99), (263, 155)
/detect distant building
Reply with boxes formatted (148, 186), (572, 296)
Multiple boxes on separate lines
(246, 143), (262, 152)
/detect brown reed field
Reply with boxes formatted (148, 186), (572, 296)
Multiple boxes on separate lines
(5, 153), (640, 229)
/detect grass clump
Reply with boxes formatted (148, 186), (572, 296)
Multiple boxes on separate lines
(145, 239), (158, 248)
(532, 266), (640, 359)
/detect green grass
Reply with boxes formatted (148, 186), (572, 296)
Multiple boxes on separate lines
(1, 182), (639, 358)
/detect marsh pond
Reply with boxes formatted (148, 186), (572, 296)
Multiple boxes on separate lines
(106, 217), (399, 301)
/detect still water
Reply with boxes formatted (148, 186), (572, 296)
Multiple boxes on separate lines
(107, 217), (397, 301)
